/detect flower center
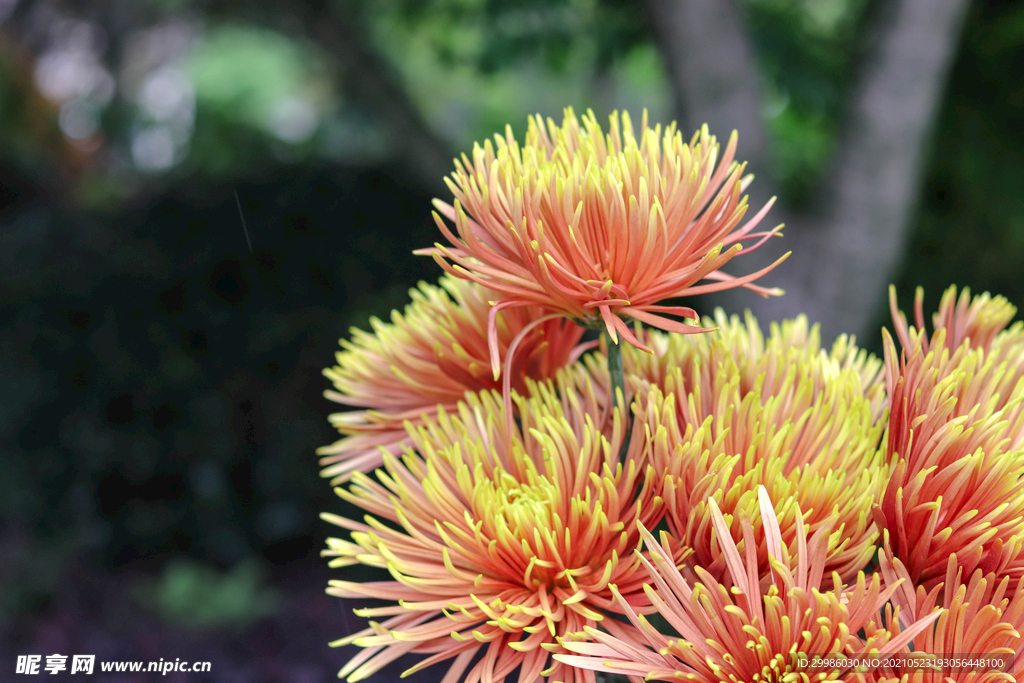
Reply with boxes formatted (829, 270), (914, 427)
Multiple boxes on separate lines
(474, 470), (601, 590)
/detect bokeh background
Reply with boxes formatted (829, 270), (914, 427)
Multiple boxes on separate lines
(1, 0), (1022, 680)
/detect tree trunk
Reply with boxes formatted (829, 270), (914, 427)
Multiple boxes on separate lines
(645, 0), (970, 343)
(644, 0), (770, 206)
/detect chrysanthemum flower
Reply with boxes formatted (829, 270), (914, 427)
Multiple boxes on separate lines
(321, 378), (662, 683)
(555, 490), (939, 683)
(889, 284), (1019, 354)
(420, 108), (787, 370)
(575, 309), (886, 415)
(885, 285), (1024, 450)
(877, 288), (1024, 587)
(317, 276), (585, 483)
(875, 539), (1024, 683)
(628, 311), (888, 584)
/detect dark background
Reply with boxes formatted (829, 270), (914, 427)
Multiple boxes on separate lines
(1, 0), (1023, 680)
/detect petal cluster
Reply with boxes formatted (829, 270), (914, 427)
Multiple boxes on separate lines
(877, 541), (1024, 683)
(322, 379), (662, 683)
(630, 312), (888, 584)
(322, 286), (1024, 683)
(422, 108), (786, 362)
(318, 276), (584, 483)
(877, 287), (1024, 587)
(556, 490), (939, 683)
(889, 284), (1019, 355)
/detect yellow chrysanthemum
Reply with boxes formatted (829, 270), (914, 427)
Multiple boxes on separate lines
(879, 287), (1024, 587)
(420, 108), (786, 368)
(318, 276), (584, 483)
(876, 538), (1024, 683)
(556, 490), (939, 683)
(619, 311), (888, 584)
(321, 377), (662, 683)
(890, 284), (1019, 356)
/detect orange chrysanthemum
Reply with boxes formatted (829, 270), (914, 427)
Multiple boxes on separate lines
(876, 539), (1024, 683)
(556, 489), (939, 683)
(321, 379), (662, 683)
(889, 285), (1019, 356)
(624, 310), (885, 407)
(421, 108), (787, 370)
(626, 312), (888, 584)
(317, 276), (585, 483)
(878, 287), (1024, 588)
(885, 285), (1024, 451)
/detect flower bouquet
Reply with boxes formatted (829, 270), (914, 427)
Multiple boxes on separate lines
(318, 109), (1024, 683)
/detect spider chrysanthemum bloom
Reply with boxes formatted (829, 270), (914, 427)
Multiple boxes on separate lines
(875, 541), (1024, 683)
(556, 490), (939, 683)
(877, 288), (1024, 587)
(885, 286), (1024, 450)
(421, 108), (787, 370)
(321, 379), (662, 683)
(631, 312), (888, 584)
(889, 285), (1019, 355)
(579, 309), (885, 415)
(317, 276), (585, 483)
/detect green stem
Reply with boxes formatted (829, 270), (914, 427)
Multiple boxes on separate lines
(604, 331), (633, 463)
(604, 331), (625, 414)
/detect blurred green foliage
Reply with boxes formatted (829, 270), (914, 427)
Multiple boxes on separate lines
(365, 0), (873, 200)
(135, 558), (280, 629)
(743, 0), (872, 202)
(0, 535), (67, 629)
(0, 0), (879, 200)
(364, 0), (665, 151)
(371, 0), (648, 73)
(187, 26), (331, 153)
